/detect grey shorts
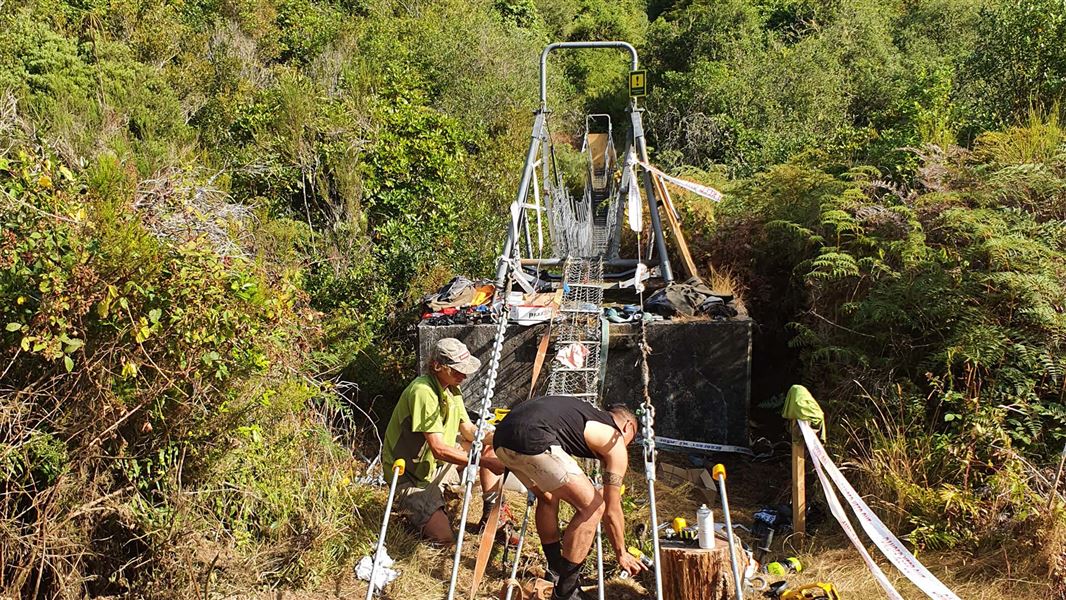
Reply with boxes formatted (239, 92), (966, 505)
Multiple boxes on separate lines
(395, 464), (460, 529)
(496, 445), (586, 493)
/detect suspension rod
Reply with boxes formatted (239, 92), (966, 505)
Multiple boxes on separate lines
(496, 111), (547, 286)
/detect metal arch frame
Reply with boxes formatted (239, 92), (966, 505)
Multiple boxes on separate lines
(495, 41), (674, 286)
(539, 41), (639, 111)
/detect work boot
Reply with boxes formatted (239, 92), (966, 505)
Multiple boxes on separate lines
(475, 493), (516, 532)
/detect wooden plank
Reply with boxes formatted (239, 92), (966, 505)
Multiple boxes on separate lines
(587, 133), (610, 173)
(652, 174), (699, 279)
(468, 477), (505, 600)
(792, 421), (806, 536)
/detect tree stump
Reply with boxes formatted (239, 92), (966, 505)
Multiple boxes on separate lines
(659, 541), (733, 600)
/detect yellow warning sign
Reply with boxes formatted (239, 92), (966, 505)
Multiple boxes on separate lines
(629, 70), (647, 97)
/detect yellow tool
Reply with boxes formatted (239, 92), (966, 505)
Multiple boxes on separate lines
(778, 583), (842, 599)
(765, 556), (803, 575)
(627, 546), (654, 568)
(671, 517), (687, 534)
(679, 526), (698, 542)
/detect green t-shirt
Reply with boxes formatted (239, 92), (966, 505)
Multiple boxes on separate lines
(383, 375), (470, 485)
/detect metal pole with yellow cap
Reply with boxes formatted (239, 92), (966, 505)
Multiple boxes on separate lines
(713, 464), (744, 600)
(365, 459), (405, 600)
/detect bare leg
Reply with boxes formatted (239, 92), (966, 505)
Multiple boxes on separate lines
(533, 489), (561, 544)
(459, 439), (502, 495)
(549, 475), (603, 563)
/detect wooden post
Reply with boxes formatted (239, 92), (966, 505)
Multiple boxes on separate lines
(660, 542), (733, 600)
(792, 421), (806, 536)
(652, 175), (699, 280)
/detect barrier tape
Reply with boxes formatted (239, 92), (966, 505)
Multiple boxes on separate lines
(802, 425), (905, 600)
(654, 436), (754, 456)
(638, 161), (723, 203)
(799, 421), (962, 600)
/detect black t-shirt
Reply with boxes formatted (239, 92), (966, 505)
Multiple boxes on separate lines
(494, 395), (619, 458)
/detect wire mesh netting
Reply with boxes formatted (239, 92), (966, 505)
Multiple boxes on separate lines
(538, 119), (622, 260)
(547, 259), (606, 403)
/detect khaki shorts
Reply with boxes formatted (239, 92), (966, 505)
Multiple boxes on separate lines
(496, 445), (586, 493)
(395, 464), (460, 529)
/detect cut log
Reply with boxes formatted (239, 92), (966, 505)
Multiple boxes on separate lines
(659, 541), (733, 600)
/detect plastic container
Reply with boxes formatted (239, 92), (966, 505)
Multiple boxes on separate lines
(765, 556), (803, 575)
(697, 504), (714, 549)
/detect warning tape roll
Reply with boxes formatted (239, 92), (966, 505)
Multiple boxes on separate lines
(798, 421), (961, 600)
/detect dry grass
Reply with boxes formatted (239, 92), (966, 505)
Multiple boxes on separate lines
(245, 449), (1060, 600)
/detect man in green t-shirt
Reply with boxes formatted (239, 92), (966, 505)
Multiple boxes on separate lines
(383, 338), (505, 544)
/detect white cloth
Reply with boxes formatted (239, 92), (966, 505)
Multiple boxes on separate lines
(355, 551), (399, 594)
(618, 263), (649, 294)
(554, 343), (589, 369)
(621, 149), (643, 232)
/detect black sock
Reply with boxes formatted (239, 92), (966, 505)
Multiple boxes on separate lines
(542, 541), (562, 573)
(551, 558), (582, 599)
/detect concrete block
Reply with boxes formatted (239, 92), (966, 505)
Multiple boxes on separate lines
(418, 317), (752, 450)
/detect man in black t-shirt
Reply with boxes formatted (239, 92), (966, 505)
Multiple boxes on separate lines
(494, 395), (647, 599)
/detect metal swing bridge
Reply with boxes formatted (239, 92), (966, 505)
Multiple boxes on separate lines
(438, 42), (674, 600)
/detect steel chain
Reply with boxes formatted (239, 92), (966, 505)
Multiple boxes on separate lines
(634, 181), (664, 600)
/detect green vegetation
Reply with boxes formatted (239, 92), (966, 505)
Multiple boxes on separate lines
(704, 127), (1065, 549)
(1, 0), (1064, 597)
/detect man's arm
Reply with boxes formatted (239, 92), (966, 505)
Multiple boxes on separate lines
(586, 423), (646, 575)
(456, 421), (504, 474)
(424, 431), (476, 466)
(458, 420), (495, 447)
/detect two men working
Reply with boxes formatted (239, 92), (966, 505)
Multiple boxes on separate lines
(382, 338), (646, 598)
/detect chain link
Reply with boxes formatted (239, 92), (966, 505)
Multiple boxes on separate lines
(467, 294), (510, 476)
(633, 179), (663, 600)
(639, 328), (656, 466)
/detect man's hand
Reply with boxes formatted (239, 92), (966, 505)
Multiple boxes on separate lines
(481, 455), (505, 475)
(618, 551), (647, 577)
